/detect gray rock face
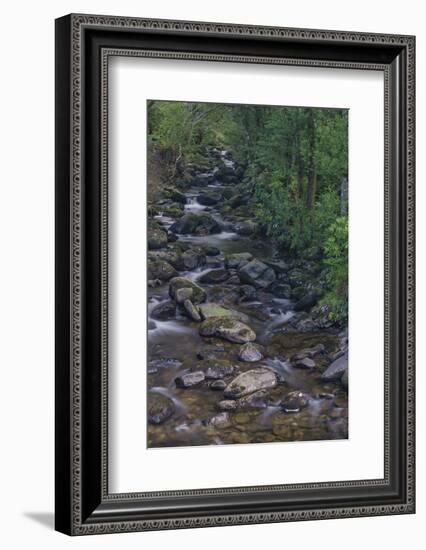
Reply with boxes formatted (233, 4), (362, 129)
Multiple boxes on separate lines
(147, 259), (178, 281)
(235, 220), (258, 236)
(170, 213), (221, 235)
(291, 344), (325, 361)
(321, 353), (348, 381)
(175, 287), (194, 304)
(203, 412), (231, 428)
(199, 317), (256, 344)
(175, 371), (205, 388)
(239, 259), (276, 289)
(169, 277), (207, 304)
(183, 299), (201, 322)
(281, 391), (310, 412)
(209, 380), (227, 391)
(199, 268), (231, 284)
(203, 359), (235, 379)
(293, 357), (316, 370)
(225, 252), (253, 270)
(147, 226), (168, 250)
(148, 393), (175, 424)
(224, 367), (277, 398)
(150, 300), (176, 321)
(182, 248), (206, 270)
(238, 342), (264, 362)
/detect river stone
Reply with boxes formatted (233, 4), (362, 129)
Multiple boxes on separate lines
(234, 220), (258, 236)
(238, 342), (264, 362)
(197, 191), (222, 206)
(147, 259), (178, 281)
(203, 412), (231, 428)
(224, 367), (277, 398)
(225, 252), (253, 270)
(163, 187), (187, 204)
(148, 320), (157, 331)
(293, 357), (316, 370)
(147, 225), (168, 250)
(175, 287), (193, 304)
(217, 400), (238, 411)
(203, 245), (221, 256)
(291, 344), (325, 361)
(182, 248), (206, 270)
(183, 299), (201, 322)
(238, 259), (276, 289)
(169, 277), (207, 304)
(198, 303), (236, 320)
(203, 359), (235, 379)
(209, 379), (227, 391)
(199, 268), (231, 284)
(321, 353), (348, 381)
(268, 281), (292, 299)
(170, 212), (221, 235)
(148, 393), (175, 424)
(175, 371), (205, 388)
(148, 249), (184, 271)
(294, 290), (321, 312)
(280, 391), (310, 412)
(150, 300), (176, 321)
(199, 317), (256, 344)
(237, 285), (257, 303)
(237, 389), (269, 409)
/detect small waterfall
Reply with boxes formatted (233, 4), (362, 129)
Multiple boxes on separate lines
(184, 196), (206, 213)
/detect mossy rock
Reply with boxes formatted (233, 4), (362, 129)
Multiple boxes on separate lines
(199, 316), (256, 344)
(169, 277), (207, 304)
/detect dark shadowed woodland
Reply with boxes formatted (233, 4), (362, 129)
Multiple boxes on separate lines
(146, 100), (349, 448)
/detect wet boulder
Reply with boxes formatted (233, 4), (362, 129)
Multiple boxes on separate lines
(203, 359), (236, 379)
(294, 289), (322, 312)
(169, 277), (207, 304)
(234, 220), (258, 236)
(148, 249), (184, 271)
(199, 317), (256, 344)
(341, 369), (349, 389)
(217, 400), (238, 411)
(239, 259), (276, 289)
(147, 259), (178, 282)
(183, 299), (201, 322)
(268, 281), (292, 299)
(182, 247), (206, 270)
(150, 300), (176, 321)
(174, 287), (194, 304)
(237, 285), (257, 303)
(237, 389), (270, 409)
(148, 393), (175, 425)
(209, 380), (227, 391)
(163, 187), (187, 204)
(293, 357), (316, 370)
(224, 367), (277, 398)
(170, 213), (221, 235)
(175, 371), (205, 388)
(238, 342), (264, 362)
(280, 390), (310, 412)
(225, 252), (253, 270)
(198, 303), (247, 322)
(147, 221), (168, 250)
(199, 268), (231, 284)
(197, 191), (222, 206)
(321, 353), (348, 382)
(291, 343), (325, 361)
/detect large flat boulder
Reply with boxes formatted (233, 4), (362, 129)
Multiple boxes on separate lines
(224, 367), (277, 398)
(199, 317), (256, 344)
(238, 259), (276, 288)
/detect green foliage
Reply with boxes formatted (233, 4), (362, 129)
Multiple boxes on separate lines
(148, 100), (349, 323)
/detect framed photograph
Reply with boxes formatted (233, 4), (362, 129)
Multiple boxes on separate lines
(55, 14), (415, 535)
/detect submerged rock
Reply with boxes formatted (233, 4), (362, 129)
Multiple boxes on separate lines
(203, 359), (236, 379)
(147, 259), (178, 281)
(183, 299), (201, 322)
(239, 259), (276, 289)
(199, 268), (231, 284)
(291, 344), (325, 361)
(170, 212), (221, 235)
(237, 389), (270, 409)
(293, 357), (316, 370)
(150, 300), (176, 321)
(321, 353), (348, 381)
(224, 367), (277, 398)
(225, 252), (253, 270)
(199, 317), (256, 344)
(209, 379), (227, 391)
(203, 412), (231, 428)
(148, 393), (175, 424)
(238, 342), (264, 362)
(169, 277), (207, 304)
(280, 391), (310, 412)
(175, 371), (205, 388)
(217, 400), (238, 411)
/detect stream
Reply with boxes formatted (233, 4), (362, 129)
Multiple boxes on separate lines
(147, 150), (348, 448)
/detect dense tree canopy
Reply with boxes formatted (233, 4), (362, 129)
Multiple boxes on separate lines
(148, 100), (348, 321)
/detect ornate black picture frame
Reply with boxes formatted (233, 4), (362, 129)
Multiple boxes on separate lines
(55, 13), (415, 535)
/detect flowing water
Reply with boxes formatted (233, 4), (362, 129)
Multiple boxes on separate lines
(148, 163), (348, 448)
